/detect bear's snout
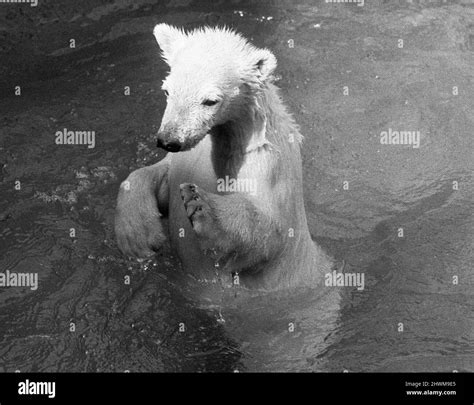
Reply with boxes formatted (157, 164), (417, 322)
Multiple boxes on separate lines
(157, 136), (182, 153)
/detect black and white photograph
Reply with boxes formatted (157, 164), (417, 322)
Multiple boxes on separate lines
(0, 0), (473, 400)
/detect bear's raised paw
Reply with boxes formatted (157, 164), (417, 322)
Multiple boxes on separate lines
(179, 183), (219, 248)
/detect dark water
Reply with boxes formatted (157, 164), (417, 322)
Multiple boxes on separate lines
(0, 0), (473, 372)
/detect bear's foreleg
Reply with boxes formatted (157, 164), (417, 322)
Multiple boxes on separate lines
(115, 154), (171, 257)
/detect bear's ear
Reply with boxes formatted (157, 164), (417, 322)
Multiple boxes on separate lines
(153, 24), (186, 64)
(251, 48), (277, 83)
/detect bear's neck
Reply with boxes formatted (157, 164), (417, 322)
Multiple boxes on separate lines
(209, 86), (278, 177)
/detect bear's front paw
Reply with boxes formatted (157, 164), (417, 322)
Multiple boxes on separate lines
(180, 183), (220, 249)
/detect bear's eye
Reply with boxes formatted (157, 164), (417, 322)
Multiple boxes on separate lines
(163, 89), (169, 97)
(202, 99), (219, 107)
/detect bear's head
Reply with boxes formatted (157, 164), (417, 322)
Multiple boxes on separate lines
(153, 24), (277, 152)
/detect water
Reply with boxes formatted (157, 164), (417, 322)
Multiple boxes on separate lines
(0, 0), (473, 372)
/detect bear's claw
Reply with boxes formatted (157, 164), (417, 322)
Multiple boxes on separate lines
(180, 183), (208, 221)
(180, 183), (217, 242)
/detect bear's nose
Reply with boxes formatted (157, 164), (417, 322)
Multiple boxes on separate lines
(157, 138), (181, 153)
